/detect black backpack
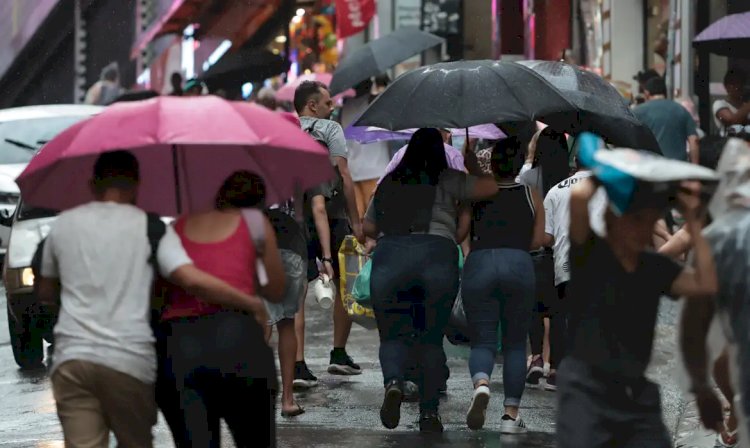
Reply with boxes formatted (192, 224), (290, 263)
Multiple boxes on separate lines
(31, 213), (166, 298)
(303, 120), (346, 217)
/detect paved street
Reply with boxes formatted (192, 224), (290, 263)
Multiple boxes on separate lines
(0, 286), (718, 447)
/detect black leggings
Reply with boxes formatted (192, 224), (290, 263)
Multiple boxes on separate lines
(156, 311), (278, 448)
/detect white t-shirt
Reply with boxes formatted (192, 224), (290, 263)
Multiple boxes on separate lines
(41, 202), (192, 384)
(543, 171), (608, 285)
(713, 99), (749, 137)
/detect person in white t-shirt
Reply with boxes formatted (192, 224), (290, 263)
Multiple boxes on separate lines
(37, 151), (270, 448)
(541, 159), (607, 389)
(713, 70), (750, 137)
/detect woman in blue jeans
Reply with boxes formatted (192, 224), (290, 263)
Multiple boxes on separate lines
(364, 128), (497, 433)
(462, 136), (546, 434)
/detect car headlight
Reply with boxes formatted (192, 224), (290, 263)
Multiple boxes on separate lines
(21, 267), (34, 287)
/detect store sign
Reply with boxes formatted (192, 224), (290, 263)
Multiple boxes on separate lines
(0, 0), (60, 80)
(395, 0), (421, 29)
(335, 0), (376, 38)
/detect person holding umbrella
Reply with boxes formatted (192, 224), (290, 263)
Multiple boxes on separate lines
(364, 128), (498, 433)
(713, 70), (750, 137)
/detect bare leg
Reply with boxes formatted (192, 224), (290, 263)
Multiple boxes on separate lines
(295, 284), (308, 362)
(277, 319), (301, 414)
(504, 406), (519, 419)
(543, 317), (551, 366)
(332, 279), (353, 348)
(714, 349), (738, 433)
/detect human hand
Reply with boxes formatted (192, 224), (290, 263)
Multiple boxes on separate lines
(248, 297), (270, 328)
(694, 385), (724, 432)
(677, 181), (704, 222)
(352, 221), (366, 244)
(320, 258), (335, 280)
(365, 238), (377, 254)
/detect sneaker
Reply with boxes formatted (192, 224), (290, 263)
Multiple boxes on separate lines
(466, 385), (491, 430)
(526, 357), (544, 386)
(380, 380), (403, 429)
(500, 414), (527, 434)
(403, 381), (420, 403)
(293, 361), (319, 389)
(544, 372), (557, 391)
(328, 349), (362, 375)
(419, 410), (444, 433)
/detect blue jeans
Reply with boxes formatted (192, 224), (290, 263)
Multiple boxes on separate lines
(462, 248), (535, 407)
(370, 235), (459, 411)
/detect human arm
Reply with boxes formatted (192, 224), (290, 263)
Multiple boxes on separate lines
(680, 294), (723, 431)
(542, 192), (555, 248)
(460, 154), (498, 199)
(658, 226), (692, 258)
(333, 155), (364, 243)
(569, 177), (599, 245)
(688, 135), (700, 165)
(530, 188), (546, 249)
(715, 100), (750, 126)
(38, 230), (61, 306)
(669, 182), (718, 298)
(311, 194), (335, 279)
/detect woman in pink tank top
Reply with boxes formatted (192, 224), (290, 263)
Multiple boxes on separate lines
(156, 171), (286, 448)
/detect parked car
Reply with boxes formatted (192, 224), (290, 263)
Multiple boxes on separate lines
(1, 105), (102, 369)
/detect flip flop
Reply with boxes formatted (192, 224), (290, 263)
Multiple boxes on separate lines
(281, 404), (305, 418)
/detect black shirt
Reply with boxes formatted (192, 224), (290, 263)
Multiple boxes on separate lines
(268, 184), (327, 259)
(471, 183), (535, 251)
(567, 235), (682, 379)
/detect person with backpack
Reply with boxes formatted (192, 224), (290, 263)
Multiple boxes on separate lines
(294, 80), (365, 378)
(154, 170), (287, 447)
(363, 128), (498, 433)
(36, 152), (273, 447)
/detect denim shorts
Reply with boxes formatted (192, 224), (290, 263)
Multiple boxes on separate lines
(265, 250), (306, 325)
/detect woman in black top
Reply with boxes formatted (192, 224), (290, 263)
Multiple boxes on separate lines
(462, 137), (546, 433)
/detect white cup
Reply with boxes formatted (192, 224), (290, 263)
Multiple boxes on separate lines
(313, 275), (335, 309)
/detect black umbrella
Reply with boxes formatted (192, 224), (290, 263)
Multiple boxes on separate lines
(517, 60), (660, 152)
(201, 48), (290, 90)
(355, 60), (577, 130)
(329, 29), (444, 96)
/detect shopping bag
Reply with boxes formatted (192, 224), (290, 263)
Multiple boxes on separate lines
(338, 236), (377, 330)
(352, 258), (372, 305)
(445, 286), (471, 346)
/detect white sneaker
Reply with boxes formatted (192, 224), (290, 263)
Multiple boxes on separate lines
(466, 385), (490, 430)
(500, 414), (527, 434)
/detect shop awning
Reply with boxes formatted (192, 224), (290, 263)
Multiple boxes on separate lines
(130, 0), (207, 59)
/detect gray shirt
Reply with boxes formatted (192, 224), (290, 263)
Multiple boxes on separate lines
(365, 170), (476, 242)
(299, 117), (348, 163)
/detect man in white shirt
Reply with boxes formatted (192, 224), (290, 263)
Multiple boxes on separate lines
(542, 160), (607, 389)
(37, 151), (269, 448)
(713, 70), (750, 137)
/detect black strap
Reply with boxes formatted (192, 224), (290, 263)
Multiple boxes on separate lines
(146, 213), (166, 265)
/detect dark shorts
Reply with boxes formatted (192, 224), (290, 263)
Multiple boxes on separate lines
(306, 218), (351, 281)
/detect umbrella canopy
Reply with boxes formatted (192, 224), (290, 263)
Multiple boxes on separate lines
(344, 123), (505, 144)
(17, 96), (333, 216)
(201, 48), (290, 90)
(329, 29), (444, 96)
(355, 60), (577, 130)
(517, 60), (660, 152)
(694, 12), (750, 58)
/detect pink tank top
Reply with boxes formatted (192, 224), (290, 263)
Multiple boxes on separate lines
(161, 216), (257, 321)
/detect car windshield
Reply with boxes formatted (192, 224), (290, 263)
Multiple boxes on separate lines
(16, 200), (57, 222)
(0, 115), (88, 164)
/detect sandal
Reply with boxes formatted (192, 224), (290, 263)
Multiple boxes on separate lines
(717, 424), (738, 448)
(281, 404), (305, 418)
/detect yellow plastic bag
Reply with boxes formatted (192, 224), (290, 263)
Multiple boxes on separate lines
(338, 236), (377, 330)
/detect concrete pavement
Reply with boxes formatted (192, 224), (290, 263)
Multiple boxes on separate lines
(0, 285), (723, 447)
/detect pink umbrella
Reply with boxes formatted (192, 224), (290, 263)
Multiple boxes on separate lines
(275, 73), (355, 103)
(17, 96), (334, 216)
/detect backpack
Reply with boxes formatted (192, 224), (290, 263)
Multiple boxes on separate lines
(303, 119), (346, 217)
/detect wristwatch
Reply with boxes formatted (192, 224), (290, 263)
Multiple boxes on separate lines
(321, 257), (334, 264)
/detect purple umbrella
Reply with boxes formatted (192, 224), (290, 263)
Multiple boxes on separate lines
(694, 12), (750, 58)
(344, 123), (505, 144)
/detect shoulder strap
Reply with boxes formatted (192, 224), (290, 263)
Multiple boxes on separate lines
(146, 213), (166, 265)
(241, 208), (266, 256)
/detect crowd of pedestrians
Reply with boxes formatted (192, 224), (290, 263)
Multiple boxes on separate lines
(29, 66), (750, 448)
